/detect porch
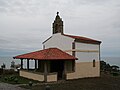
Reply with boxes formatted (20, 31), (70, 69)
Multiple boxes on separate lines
(17, 59), (75, 82)
(13, 48), (77, 82)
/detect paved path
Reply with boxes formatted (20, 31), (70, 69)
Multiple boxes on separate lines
(0, 82), (29, 90)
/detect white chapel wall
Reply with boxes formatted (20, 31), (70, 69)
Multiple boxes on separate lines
(43, 33), (101, 79)
(43, 33), (74, 55)
(75, 42), (100, 62)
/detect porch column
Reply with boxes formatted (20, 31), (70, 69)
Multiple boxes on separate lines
(27, 59), (29, 70)
(21, 59), (23, 69)
(35, 60), (37, 70)
(63, 61), (67, 80)
(44, 61), (47, 82)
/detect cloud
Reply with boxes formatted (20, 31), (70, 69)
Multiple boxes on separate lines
(0, 38), (10, 44)
(0, 0), (120, 57)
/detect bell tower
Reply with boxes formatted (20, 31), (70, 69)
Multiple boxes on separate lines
(53, 12), (63, 34)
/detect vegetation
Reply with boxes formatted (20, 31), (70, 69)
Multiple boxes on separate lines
(0, 73), (39, 84)
(1, 63), (6, 69)
(100, 61), (119, 74)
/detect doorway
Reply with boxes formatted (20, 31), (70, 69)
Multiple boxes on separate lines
(50, 60), (65, 80)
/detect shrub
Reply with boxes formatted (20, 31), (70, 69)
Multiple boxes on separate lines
(112, 72), (119, 76)
(14, 78), (18, 83)
(3, 69), (15, 75)
(29, 81), (33, 86)
(8, 76), (15, 81)
(4, 77), (8, 81)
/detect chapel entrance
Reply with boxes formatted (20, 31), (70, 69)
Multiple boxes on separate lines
(50, 61), (65, 80)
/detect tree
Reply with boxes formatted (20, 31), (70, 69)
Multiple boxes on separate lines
(100, 61), (107, 71)
(111, 65), (119, 72)
(100, 61), (111, 72)
(10, 61), (15, 68)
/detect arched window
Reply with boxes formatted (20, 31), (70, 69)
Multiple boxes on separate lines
(72, 42), (75, 56)
(93, 59), (95, 67)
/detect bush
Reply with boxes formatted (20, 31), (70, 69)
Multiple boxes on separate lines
(112, 72), (119, 76)
(14, 78), (18, 83)
(0, 68), (3, 75)
(29, 81), (33, 86)
(9, 76), (14, 81)
(3, 69), (15, 75)
(4, 77), (8, 81)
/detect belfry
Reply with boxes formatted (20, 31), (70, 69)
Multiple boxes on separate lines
(53, 12), (63, 34)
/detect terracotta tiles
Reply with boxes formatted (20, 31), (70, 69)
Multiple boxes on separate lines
(14, 48), (78, 60)
(63, 34), (101, 44)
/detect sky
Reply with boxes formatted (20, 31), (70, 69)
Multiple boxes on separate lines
(0, 0), (120, 57)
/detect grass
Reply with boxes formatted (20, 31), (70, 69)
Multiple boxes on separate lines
(0, 73), (39, 84)
(21, 72), (120, 90)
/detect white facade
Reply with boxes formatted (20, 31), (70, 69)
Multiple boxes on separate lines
(43, 33), (100, 63)
(43, 33), (74, 55)
(43, 33), (101, 79)
(42, 13), (101, 79)
(75, 42), (100, 62)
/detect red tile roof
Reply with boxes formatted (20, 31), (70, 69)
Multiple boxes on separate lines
(13, 48), (78, 60)
(63, 34), (101, 44)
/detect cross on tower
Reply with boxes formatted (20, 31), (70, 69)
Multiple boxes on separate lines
(57, 12), (59, 15)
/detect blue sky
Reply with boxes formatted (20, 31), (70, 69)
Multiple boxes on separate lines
(0, 0), (120, 57)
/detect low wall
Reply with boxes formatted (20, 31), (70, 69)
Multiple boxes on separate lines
(67, 61), (100, 79)
(47, 73), (57, 82)
(20, 70), (44, 81)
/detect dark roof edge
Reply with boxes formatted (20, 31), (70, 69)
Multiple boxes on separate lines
(42, 36), (52, 44)
(63, 34), (102, 45)
(75, 39), (101, 44)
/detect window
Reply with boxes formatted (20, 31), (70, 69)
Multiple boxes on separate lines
(43, 45), (45, 49)
(72, 51), (75, 57)
(72, 42), (75, 56)
(93, 59), (95, 67)
(72, 60), (75, 72)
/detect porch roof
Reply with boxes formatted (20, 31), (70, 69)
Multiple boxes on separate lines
(13, 48), (78, 60)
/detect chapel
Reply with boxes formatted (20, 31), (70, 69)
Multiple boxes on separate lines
(14, 12), (101, 82)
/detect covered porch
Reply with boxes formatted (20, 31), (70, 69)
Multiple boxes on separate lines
(13, 48), (77, 82)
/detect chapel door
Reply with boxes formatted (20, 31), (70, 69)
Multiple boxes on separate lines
(50, 61), (65, 80)
(57, 61), (64, 80)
